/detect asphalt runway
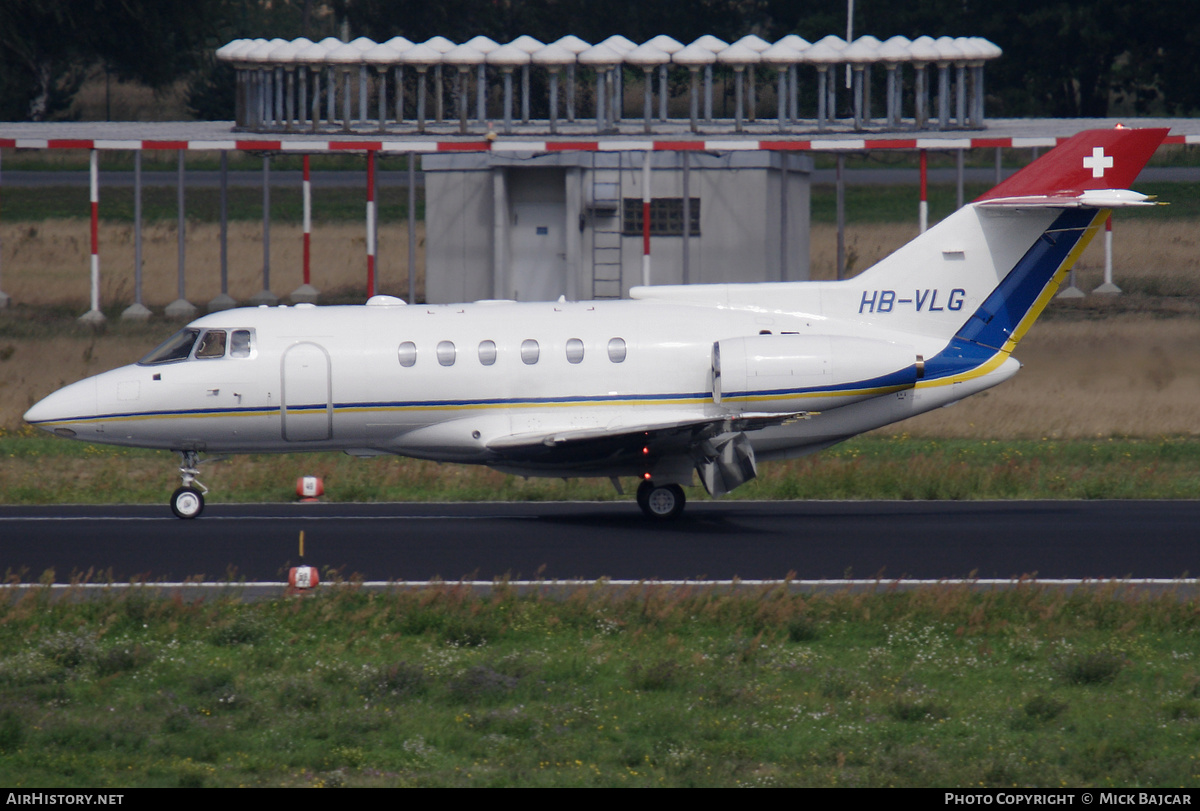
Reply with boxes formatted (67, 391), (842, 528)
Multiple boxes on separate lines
(0, 500), (1195, 583)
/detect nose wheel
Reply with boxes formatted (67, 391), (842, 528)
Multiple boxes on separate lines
(636, 480), (686, 520)
(171, 486), (205, 519)
(171, 451), (209, 519)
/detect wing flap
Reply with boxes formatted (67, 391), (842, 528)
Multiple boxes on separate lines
(485, 411), (810, 454)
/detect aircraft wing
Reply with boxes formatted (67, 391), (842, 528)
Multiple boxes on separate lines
(485, 410), (809, 458)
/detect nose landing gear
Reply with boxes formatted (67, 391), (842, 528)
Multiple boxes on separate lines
(171, 450), (208, 519)
(636, 480), (686, 520)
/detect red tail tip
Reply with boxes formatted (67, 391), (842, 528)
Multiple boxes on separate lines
(976, 127), (1168, 202)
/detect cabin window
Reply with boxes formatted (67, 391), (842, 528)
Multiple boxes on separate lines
(521, 339), (540, 365)
(397, 341), (417, 367)
(565, 338), (585, 364)
(437, 341), (457, 366)
(478, 340), (497, 366)
(195, 330), (227, 359)
(230, 330), (253, 358)
(607, 337), (627, 363)
(138, 328), (199, 365)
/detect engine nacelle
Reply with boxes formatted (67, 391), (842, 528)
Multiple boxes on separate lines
(713, 334), (922, 412)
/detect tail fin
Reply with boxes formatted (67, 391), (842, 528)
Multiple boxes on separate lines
(976, 126), (1166, 204)
(839, 126), (1167, 351)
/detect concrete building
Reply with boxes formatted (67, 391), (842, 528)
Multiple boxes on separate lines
(423, 150), (812, 303)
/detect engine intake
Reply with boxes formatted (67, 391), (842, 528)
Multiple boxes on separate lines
(713, 334), (921, 412)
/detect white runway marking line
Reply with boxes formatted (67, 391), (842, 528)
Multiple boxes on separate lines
(0, 514), (521, 522)
(4, 578), (1197, 590)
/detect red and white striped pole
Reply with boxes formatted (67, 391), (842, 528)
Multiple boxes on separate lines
(1095, 212), (1121, 294)
(366, 149), (376, 297)
(90, 149), (99, 304)
(290, 153), (318, 304)
(641, 150), (651, 286)
(918, 149), (928, 234)
(80, 149), (104, 324)
(303, 154), (311, 286)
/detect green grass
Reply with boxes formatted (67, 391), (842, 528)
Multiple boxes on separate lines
(3, 431), (1200, 505)
(811, 182), (992, 224)
(810, 142), (1200, 172)
(810, 181), (1200, 224)
(1, 150), (413, 174)
(0, 171), (1191, 225)
(0, 582), (1197, 787)
(1, 182), (1191, 225)
(0, 184), (423, 225)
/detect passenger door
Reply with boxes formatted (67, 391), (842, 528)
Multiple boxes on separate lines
(281, 342), (332, 441)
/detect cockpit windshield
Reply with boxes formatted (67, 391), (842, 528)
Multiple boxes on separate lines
(195, 330), (227, 359)
(230, 330), (252, 358)
(138, 328), (200, 366)
(138, 328), (255, 365)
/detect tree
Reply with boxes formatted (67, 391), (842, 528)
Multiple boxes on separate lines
(0, 0), (226, 121)
(0, 1), (90, 120)
(3, 0), (1200, 122)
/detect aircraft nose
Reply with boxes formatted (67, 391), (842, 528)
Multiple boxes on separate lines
(23, 377), (99, 436)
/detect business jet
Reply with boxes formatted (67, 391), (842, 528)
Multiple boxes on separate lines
(24, 126), (1167, 519)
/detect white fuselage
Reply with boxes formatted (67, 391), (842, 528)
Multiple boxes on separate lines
(25, 294), (1017, 479)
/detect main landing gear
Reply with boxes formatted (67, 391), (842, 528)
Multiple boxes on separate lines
(170, 450), (208, 519)
(636, 480), (686, 520)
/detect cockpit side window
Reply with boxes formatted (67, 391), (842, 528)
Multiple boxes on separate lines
(230, 330), (253, 358)
(195, 330), (228, 359)
(138, 328), (200, 366)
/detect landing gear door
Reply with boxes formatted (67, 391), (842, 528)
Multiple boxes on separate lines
(281, 342), (332, 441)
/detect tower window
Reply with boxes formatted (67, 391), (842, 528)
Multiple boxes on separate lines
(622, 198), (701, 236)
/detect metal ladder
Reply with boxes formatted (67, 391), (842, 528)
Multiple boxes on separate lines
(590, 154), (623, 299)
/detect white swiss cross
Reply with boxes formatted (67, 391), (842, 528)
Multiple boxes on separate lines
(1082, 146), (1114, 178)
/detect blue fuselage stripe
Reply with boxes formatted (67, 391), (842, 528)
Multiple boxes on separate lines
(954, 208), (1094, 350)
(918, 208), (1094, 378)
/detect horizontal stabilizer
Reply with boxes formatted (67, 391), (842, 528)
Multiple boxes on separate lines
(977, 189), (1158, 209)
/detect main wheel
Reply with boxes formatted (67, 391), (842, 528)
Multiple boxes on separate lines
(639, 483), (686, 520)
(170, 486), (205, 519)
(636, 480), (655, 514)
